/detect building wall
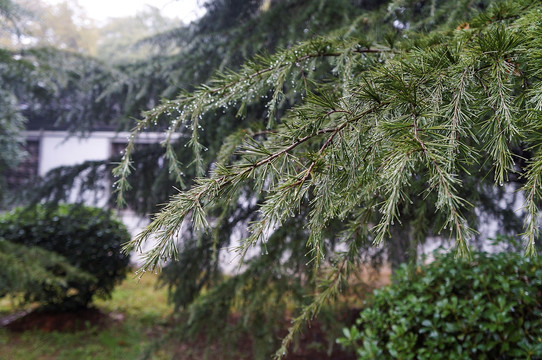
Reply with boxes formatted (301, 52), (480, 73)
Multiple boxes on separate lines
(25, 130), (173, 176)
(38, 133), (111, 176)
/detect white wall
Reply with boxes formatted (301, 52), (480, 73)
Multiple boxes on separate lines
(38, 134), (111, 176)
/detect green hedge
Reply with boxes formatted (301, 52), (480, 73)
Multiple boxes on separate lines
(0, 240), (96, 304)
(338, 244), (542, 359)
(0, 204), (131, 310)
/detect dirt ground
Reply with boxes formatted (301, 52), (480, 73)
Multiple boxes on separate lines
(3, 308), (110, 332)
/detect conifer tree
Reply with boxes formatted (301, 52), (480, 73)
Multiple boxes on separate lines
(113, 0), (542, 356)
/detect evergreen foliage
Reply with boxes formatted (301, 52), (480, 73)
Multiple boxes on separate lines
(111, 0), (542, 357)
(0, 84), (26, 196)
(0, 47), (129, 135)
(0, 204), (131, 310)
(0, 0), (27, 199)
(119, 0), (542, 261)
(157, 215), (386, 358)
(338, 238), (542, 359)
(2, 0), (375, 212)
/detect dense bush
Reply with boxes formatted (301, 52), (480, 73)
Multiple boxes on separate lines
(0, 204), (131, 309)
(0, 240), (96, 304)
(338, 244), (542, 359)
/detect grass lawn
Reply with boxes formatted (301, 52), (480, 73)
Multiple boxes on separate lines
(0, 272), (173, 360)
(0, 265), (390, 360)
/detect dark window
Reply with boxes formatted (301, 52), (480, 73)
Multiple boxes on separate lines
(6, 139), (40, 189)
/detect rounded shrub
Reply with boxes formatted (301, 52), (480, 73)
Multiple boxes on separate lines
(338, 245), (542, 359)
(0, 204), (131, 310)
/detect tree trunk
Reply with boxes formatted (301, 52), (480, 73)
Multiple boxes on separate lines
(388, 225), (417, 274)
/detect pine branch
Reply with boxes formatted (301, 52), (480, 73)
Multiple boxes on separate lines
(124, 118), (368, 270)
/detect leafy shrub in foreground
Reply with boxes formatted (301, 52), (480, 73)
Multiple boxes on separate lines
(338, 245), (542, 359)
(0, 204), (131, 310)
(0, 240), (96, 304)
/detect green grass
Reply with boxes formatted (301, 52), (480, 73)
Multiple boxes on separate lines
(0, 272), (173, 360)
